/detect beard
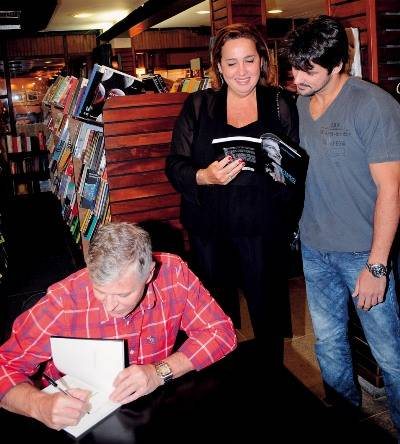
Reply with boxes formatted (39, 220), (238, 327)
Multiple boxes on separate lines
(296, 73), (333, 97)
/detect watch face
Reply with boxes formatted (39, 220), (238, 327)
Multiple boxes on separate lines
(155, 362), (173, 382)
(367, 263), (387, 278)
(158, 363), (170, 376)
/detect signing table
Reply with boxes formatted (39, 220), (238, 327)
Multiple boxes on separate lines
(0, 340), (395, 443)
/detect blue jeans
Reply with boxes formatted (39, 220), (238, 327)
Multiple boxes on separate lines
(302, 243), (400, 433)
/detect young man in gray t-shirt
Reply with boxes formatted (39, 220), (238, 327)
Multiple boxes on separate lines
(284, 15), (400, 436)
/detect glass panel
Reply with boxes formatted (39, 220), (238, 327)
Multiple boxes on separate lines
(9, 58), (65, 134)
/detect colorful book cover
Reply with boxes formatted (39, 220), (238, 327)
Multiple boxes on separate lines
(80, 169), (100, 210)
(81, 66), (145, 121)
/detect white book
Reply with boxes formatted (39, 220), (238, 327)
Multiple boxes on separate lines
(42, 337), (125, 438)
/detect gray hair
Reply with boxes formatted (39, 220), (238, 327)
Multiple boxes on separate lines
(87, 222), (153, 284)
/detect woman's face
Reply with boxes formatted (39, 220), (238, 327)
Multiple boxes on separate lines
(218, 37), (262, 97)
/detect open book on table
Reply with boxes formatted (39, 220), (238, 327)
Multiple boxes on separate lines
(42, 337), (125, 438)
(212, 132), (307, 186)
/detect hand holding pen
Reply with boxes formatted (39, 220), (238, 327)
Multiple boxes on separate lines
(43, 373), (91, 413)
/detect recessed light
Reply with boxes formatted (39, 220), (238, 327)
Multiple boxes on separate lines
(196, 10), (210, 15)
(267, 9), (283, 14)
(73, 13), (93, 19)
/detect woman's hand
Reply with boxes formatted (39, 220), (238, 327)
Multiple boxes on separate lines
(196, 156), (245, 185)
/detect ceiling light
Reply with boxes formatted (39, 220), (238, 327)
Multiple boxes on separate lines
(97, 10), (129, 22)
(196, 10), (210, 15)
(73, 13), (93, 19)
(267, 9), (283, 14)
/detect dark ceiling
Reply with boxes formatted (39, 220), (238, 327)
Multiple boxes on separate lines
(0, 1), (57, 33)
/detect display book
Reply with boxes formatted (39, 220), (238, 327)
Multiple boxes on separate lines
(76, 63), (145, 122)
(46, 105), (110, 246)
(141, 73), (169, 93)
(212, 132), (306, 186)
(42, 337), (125, 438)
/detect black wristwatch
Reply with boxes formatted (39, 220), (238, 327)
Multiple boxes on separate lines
(365, 262), (387, 278)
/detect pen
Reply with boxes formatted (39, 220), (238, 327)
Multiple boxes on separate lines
(43, 373), (91, 413)
(43, 373), (76, 398)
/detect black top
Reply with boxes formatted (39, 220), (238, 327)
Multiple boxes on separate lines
(166, 85), (299, 238)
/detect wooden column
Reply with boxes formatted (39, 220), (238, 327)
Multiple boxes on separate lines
(210, 0), (266, 35)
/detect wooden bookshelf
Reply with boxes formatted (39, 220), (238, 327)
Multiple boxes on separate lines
(4, 135), (49, 196)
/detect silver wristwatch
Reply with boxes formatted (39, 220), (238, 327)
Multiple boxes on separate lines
(365, 262), (387, 278)
(154, 361), (173, 384)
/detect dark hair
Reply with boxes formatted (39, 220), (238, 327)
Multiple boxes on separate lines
(283, 15), (348, 74)
(210, 23), (271, 89)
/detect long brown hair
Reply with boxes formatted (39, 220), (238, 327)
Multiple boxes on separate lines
(210, 23), (271, 90)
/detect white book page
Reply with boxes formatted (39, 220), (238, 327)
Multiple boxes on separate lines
(50, 337), (125, 395)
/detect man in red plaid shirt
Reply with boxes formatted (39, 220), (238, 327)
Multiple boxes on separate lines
(0, 222), (236, 430)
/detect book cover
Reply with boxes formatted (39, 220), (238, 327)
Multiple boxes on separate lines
(42, 337), (125, 438)
(82, 66), (145, 121)
(141, 74), (168, 93)
(76, 64), (103, 118)
(80, 169), (100, 210)
(212, 132), (306, 186)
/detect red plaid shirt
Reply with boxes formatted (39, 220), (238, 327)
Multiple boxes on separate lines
(0, 253), (236, 399)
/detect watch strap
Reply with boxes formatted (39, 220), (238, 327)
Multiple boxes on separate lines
(365, 262), (387, 278)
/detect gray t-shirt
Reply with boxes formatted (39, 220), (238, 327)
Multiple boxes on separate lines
(298, 76), (400, 252)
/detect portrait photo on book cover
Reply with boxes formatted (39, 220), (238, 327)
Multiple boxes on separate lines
(260, 132), (307, 186)
(212, 133), (306, 186)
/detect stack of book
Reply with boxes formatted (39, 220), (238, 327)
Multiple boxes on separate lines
(141, 73), (169, 93)
(170, 77), (212, 93)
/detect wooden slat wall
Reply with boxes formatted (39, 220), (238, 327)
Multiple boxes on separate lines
(6, 33), (97, 57)
(328, 0), (374, 81)
(376, 0), (400, 101)
(328, 0), (400, 101)
(131, 28), (210, 51)
(102, 93), (188, 244)
(66, 34), (98, 55)
(210, 0), (266, 35)
(6, 35), (64, 57)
